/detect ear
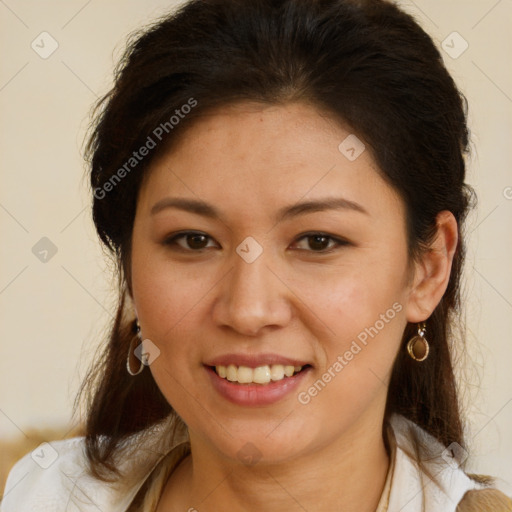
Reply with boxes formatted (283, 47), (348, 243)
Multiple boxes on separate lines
(405, 211), (459, 323)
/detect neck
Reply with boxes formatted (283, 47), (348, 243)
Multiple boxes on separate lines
(160, 416), (391, 512)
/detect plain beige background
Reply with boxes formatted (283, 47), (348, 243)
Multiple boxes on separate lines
(0, 0), (511, 494)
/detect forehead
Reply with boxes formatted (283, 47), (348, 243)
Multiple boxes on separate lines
(137, 101), (403, 221)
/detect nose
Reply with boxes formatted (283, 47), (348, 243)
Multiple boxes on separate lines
(211, 248), (293, 337)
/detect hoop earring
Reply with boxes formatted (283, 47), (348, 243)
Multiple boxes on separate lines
(126, 319), (144, 376)
(406, 322), (430, 362)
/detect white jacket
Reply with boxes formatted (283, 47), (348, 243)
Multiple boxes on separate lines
(0, 414), (490, 511)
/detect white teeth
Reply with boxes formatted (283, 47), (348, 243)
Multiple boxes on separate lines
(237, 366), (253, 384)
(253, 366), (271, 384)
(284, 365), (295, 377)
(214, 364), (304, 384)
(226, 364), (237, 382)
(270, 364), (284, 381)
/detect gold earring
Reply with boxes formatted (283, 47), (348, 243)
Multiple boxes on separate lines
(407, 322), (429, 362)
(126, 319), (144, 376)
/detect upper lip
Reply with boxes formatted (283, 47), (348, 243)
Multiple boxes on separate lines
(205, 353), (311, 368)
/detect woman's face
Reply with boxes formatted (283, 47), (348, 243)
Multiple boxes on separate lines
(131, 101), (416, 464)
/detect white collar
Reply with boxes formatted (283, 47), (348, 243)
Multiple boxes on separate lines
(0, 414), (483, 511)
(385, 414), (483, 512)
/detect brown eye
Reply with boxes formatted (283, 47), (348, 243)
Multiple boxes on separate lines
(307, 234), (331, 251)
(185, 233), (209, 249)
(292, 232), (349, 253)
(163, 231), (217, 251)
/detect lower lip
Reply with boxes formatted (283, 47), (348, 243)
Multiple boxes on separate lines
(205, 365), (311, 406)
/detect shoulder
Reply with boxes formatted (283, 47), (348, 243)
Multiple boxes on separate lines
(0, 437), (138, 512)
(387, 414), (511, 511)
(1, 419), (189, 512)
(1, 437), (88, 510)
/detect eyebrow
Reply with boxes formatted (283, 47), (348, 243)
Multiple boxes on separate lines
(150, 196), (368, 222)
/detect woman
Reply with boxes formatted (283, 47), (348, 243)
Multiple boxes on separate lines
(2, 0), (511, 510)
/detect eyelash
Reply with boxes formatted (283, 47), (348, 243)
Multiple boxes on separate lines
(162, 231), (350, 254)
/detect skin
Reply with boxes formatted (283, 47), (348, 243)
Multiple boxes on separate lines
(129, 101), (458, 511)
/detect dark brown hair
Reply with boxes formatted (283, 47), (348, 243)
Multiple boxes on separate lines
(80, 0), (474, 479)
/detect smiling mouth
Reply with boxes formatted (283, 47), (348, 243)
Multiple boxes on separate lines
(211, 364), (310, 385)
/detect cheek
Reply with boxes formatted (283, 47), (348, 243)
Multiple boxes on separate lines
(130, 247), (214, 396)
(291, 257), (408, 402)
(294, 280), (405, 435)
(133, 265), (210, 416)
(292, 254), (408, 337)
(302, 270), (407, 401)
(132, 276), (209, 385)
(131, 242), (213, 335)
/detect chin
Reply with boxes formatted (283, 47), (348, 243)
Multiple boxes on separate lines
(191, 415), (319, 468)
